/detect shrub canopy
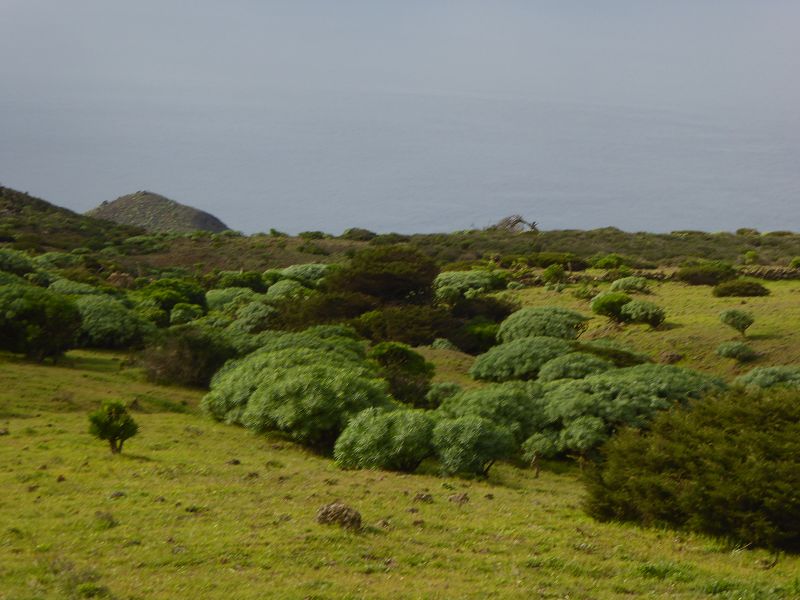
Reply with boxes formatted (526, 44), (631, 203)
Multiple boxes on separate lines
(719, 309), (754, 336)
(76, 295), (151, 349)
(609, 276), (650, 294)
(334, 408), (434, 471)
(470, 336), (574, 382)
(585, 389), (800, 551)
(712, 279), (769, 297)
(0, 284), (81, 360)
(734, 366), (800, 390)
(368, 342), (434, 407)
(538, 352), (615, 383)
(432, 416), (515, 476)
(497, 307), (589, 342)
(619, 299), (666, 328)
(591, 292), (632, 321)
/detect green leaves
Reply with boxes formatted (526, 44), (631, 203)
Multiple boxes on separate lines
(88, 400), (139, 454)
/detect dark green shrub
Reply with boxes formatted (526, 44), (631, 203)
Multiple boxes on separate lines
(528, 252), (588, 270)
(716, 341), (758, 363)
(327, 245), (438, 304)
(88, 400), (139, 454)
(452, 317), (499, 354)
(75, 295), (152, 349)
(498, 307), (589, 342)
(675, 261), (736, 286)
(141, 325), (235, 387)
(438, 382), (546, 444)
(576, 339), (651, 367)
(368, 342), (435, 407)
(585, 389), (800, 551)
(170, 303), (204, 325)
(215, 271), (267, 293)
(334, 408), (434, 471)
(0, 248), (35, 275)
(241, 364), (393, 451)
(712, 279), (770, 297)
(734, 366), (800, 390)
(354, 305), (456, 346)
(0, 284), (81, 360)
(592, 253), (634, 269)
(49, 278), (103, 296)
(538, 352), (614, 383)
(264, 279), (310, 303)
(273, 291), (378, 329)
(619, 299), (666, 328)
(424, 382), (462, 408)
(205, 287), (259, 312)
(590, 292), (632, 321)
(719, 309), (754, 337)
(136, 278), (207, 313)
(609, 276), (650, 294)
(340, 227), (377, 241)
(432, 416), (515, 476)
(280, 263), (330, 287)
(470, 336), (574, 382)
(227, 301), (275, 334)
(298, 230), (327, 240)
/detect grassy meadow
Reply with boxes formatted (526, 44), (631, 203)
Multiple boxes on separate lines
(3, 277), (800, 599)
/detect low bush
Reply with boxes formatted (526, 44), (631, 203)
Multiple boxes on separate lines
(340, 227), (377, 241)
(719, 309), (754, 337)
(280, 263), (330, 287)
(497, 307), (589, 342)
(264, 279), (310, 303)
(712, 279), (770, 297)
(433, 269), (506, 303)
(675, 261), (736, 286)
(354, 305), (456, 346)
(432, 416), (515, 476)
(575, 339), (651, 367)
(0, 248), (35, 275)
(438, 382), (545, 444)
(424, 382), (462, 408)
(76, 295), (152, 349)
(431, 338), (459, 351)
(470, 336), (574, 382)
(334, 408), (434, 472)
(170, 303), (204, 325)
(585, 389), (800, 551)
(541, 264), (566, 284)
(215, 271), (267, 293)
(590, 292), (632, 321)
(716, 341), (758, 363)
(49, 278), (103, 296)
(368, 342), (435, 407)
(141, 325), (235, 387)
(88, 400), (139, 454)
(734, 366), (800, 390)
(241, 364), (393, 451)
(609, 276), (650, 294)
(206, 287), (260, 312)
(227, 301), (275, 334)
(538, 352), (615, 383)
(619, 299), (666, 328)
(0, 284), (81, 361)
(528, 252), (588, 270)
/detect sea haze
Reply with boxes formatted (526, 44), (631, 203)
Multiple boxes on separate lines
(1, 1), (798, 234)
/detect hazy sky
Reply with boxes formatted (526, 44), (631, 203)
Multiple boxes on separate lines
(2, 1), (799, 233)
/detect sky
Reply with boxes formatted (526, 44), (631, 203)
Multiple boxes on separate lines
(1, 1), (799, 233)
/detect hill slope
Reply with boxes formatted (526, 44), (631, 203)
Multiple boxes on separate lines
(0, 186), (142, 251)
(88, 191), (229, 233)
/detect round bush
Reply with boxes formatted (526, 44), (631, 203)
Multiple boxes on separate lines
(675, 261), (736, 286)
(75, 295), (151, 349)
(0, 248), (35, 275)
(431, 338), (459, 351)
(280, 263), (330, 287)
(432, 416), (515, 476)
(619, 299), (666, 328)
(170, 303), (204, 325)
(541, 264), (566, 284)
(264, 279), (310, 303)
(712, 279), (769, 297)
(0, 284), (81, 360)
(591, 292), (632, 321)
(734, 366), (800, 390)
(498, 307), (589, 342)
(585, 389), (800, 551)
(438, 382), (546, 444)
(538, 352), (614, 383)
(609, 276), (650, 294)
(206, 287), (259, 312)
(241, 364), (393, 451)
(334, 408), (434, 472)
(719, 309), (754, 337)
(716, 341), (758, 363)
(49, 278), (103, 296)
(424, 382), (462, 408)
(470, 336), (574, 382)
(368, 342), (434, 407)
(141, 325), (235, 387)
(228, 301), (275, 334)
(434, 270), (505, 303)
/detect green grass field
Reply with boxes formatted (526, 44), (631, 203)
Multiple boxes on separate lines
(2, 280), (800, 599)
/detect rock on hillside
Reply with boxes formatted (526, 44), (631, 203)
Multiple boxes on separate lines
(87, 191), (229, 233)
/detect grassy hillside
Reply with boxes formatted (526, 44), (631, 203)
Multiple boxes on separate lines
(87, 192), (230, 234)
(1, 352), (798, 599)
(0, 187), (142, 252)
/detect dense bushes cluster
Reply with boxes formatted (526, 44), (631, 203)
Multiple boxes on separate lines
(712, 279), (769, 297)
(497, 307), (589, 342)
(675, 261), (736, 285)
(585, 389), (800, 551)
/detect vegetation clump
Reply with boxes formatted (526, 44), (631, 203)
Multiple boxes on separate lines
(88, 400), (139, 454)
(675, 261), (736, 286)
(433, 269), (506, 303)
(75, 295), (152, 349)
(432, 416), (514, 476)
(716, 341), (758, 363)
(619, 299), (666, 328)
(368, 342), (435, 407)
(0, 284), (82, 361)
(141, 325), (235, 387)
(497, 307), (589, 342)
(712, 279), (770, 297)
(609, 276), (650, 294)
(538, 352), (615, 383)
(470, 336), (574, 382)
(590, 292), (632, 322)
(334, 408), (434, 471)
(585, 389), (800, 551)
(734, 366), (800, 390)
(719, 309), (754, 337)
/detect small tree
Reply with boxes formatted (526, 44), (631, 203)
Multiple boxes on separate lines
(88, 401), (138, 454)
(719, 309), (754, 338)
